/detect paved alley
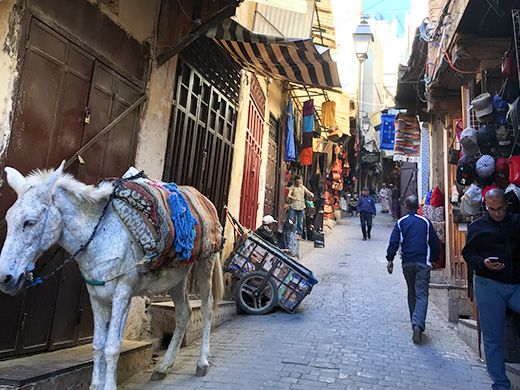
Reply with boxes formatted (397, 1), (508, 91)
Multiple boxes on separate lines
(122, 210), (492, 390)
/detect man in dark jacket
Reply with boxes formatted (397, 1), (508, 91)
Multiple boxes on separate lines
(462, 189), (520, 390)
(386, 196), (440, 344)
(357, 187), (376, 240)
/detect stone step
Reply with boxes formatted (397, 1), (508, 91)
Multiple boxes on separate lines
(149, 299), (236, 347)
(457, 318), (520, 389)
(0, 340), (152, 390)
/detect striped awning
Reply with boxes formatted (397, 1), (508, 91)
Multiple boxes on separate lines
(205, 19), (341, 89)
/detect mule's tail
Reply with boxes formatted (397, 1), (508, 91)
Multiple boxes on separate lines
(212, 252), (224, 312)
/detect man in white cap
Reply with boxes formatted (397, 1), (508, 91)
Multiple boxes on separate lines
(255, 215), (278, 245)
(462, 189), (520, 390)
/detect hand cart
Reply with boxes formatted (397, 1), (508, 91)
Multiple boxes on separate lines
(224, 207), (318, 315)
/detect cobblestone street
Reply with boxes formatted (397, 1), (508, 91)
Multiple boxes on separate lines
(122, 209), (492, 390)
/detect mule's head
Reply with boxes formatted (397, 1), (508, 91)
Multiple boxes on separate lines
(0, 162), (65, 295)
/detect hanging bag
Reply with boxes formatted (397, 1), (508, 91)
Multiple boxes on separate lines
(510, 132), (520, 185)
(448, 135), (460, 165)
(502, 38), (518, 80)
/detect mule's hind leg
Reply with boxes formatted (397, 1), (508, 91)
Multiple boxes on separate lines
(193, 253), (217, 376)
(89, 298), (111, 390)
(151, 269), (191, 381)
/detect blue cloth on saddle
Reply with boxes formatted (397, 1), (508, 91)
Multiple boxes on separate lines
(162, 183), (198, 260)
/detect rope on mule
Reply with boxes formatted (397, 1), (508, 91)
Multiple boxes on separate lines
(162, 183), (198, 260)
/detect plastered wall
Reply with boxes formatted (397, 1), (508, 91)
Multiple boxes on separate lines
(0, 0), (20, 167)
(220, 70), (250, 295)
(88, 0), (159, 44)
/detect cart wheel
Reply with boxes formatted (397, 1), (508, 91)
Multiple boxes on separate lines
(236, 271), (278, 315)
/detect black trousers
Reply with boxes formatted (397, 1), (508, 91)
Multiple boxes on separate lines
(359, 211), (373, 238)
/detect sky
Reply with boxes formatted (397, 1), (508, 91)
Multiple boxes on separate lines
(330, 0), (412, 92)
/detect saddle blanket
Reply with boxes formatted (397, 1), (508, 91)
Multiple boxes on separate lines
(112, 180), (222, 270)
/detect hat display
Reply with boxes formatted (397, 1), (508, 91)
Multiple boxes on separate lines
(262, 215), (277, 225)
(460, 184), (483, 217)
(476, 155), (495, 178)
(456, 155), (476, 186)
(507, 97), (520, 130)
(460, 127), (479, 156)
(496, 125), (514, 157)
(477, 125), (498, 155)
(476, 172), (495, 187)
(471, 93), (494, 122)
(482, 184), (498, 201)
(493, 95), (508, 125)
(495, 157), (510, 188)
(505, 183), (520, 214)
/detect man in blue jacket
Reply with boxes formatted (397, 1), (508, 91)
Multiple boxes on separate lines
(357, 187), (376, 240)
(462, 189), (520, 390)
(386, 196), (440, 344)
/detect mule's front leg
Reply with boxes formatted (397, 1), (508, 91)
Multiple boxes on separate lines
(151, 276), (191, 381)
(103, 285), (132, 390)
(89, 299), (111, 390)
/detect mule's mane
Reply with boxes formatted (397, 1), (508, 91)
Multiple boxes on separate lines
(26, 169), (114, 202)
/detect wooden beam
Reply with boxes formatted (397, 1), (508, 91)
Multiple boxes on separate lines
(452, 34), (509, 64)
(156, 5), (236, 67)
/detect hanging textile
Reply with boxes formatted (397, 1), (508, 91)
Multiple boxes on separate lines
(380, 114), (396, 151)
(393, 113), (421, 162)
(301, 100), (314, 166)
(285, 98), (295, 162)
(321, 101), (336, 127)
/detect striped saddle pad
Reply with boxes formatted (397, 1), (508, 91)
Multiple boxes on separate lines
(112, 181), (222, 270)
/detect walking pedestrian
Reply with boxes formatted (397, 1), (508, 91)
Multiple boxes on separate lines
(357, 187), (376, 240)
(380, 183), (389, 213)
(391, 185), (401, 221)
(462, 188), (520, 390)
(287, 175), (313, 239)
(386, 195), (440, 344)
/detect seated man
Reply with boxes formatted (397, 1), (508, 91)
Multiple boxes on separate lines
(255, 215), (278, 245)
(255, 215), (291, 254)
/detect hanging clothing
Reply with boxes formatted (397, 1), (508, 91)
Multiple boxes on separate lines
(321, 100), (336, 127)
(393, 113), (421, 162)
(285, 98), (295, 162)
(301, 99), (314, 166)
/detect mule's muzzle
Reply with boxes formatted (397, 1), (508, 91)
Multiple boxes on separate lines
(0, 273), (25, 295)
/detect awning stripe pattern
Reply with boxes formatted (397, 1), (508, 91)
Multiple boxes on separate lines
(205, 19), (341, 89)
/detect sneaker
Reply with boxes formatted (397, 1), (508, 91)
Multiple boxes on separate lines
(412, 325), (422, 344)
(368, 233), (371, 239)
(362, 237), (367, 241)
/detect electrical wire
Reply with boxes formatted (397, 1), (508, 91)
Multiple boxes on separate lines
(439, 43), (476, 74)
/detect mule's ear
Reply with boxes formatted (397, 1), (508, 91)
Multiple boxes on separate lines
(37, 161), (65, 202)
(5, 167), (29, 197)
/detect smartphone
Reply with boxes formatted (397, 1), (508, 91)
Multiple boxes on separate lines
(488, 257), (500, 263)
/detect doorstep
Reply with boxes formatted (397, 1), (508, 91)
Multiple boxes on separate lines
(0, 340), (152, 390)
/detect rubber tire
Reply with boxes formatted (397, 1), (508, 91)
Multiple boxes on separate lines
(236, 271), (278, 315)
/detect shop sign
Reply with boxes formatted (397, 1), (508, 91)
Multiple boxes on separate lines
(360, 151), (380, 164)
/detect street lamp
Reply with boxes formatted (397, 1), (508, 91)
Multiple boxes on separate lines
(353, 16), (374, 192)
(352, 16), (374, 63)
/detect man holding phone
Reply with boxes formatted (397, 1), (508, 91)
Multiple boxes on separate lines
(462, 188), (520, 390)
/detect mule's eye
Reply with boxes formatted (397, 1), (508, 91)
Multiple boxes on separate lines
(23, 220), (36, 229)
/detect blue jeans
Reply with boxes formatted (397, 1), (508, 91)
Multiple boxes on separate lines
(288, 208), (304, 235)
(402, 263), (430, 331)
(474, 275), (520, 390)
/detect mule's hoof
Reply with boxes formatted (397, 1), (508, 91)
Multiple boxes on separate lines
(150, 371), (167, 381)
(196, 364), (209, 377)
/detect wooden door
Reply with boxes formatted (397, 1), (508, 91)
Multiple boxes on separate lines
(239, 75), (265, 229)
(264, 114), (280, 218)
(0, 17), (142, 358)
